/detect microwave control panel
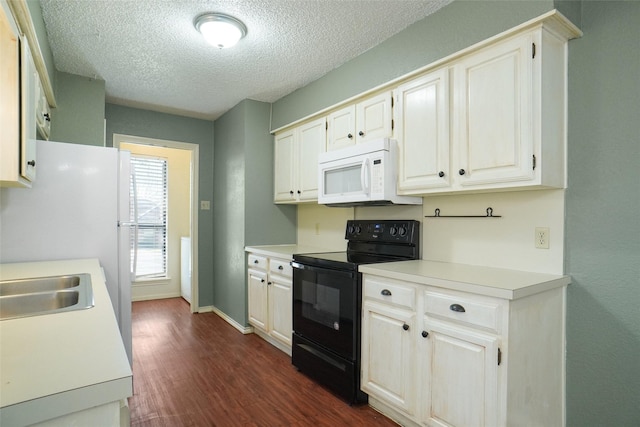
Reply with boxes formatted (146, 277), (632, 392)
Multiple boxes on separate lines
(371, 158), (384, 194)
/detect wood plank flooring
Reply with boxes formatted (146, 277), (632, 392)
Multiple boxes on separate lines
(130, 298), (397, 426)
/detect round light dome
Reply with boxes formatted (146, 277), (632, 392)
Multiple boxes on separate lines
(195, 13), (247, 49)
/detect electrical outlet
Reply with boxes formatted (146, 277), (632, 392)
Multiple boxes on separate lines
(200, 200), (211, 210)
(535, 227), (549, 249)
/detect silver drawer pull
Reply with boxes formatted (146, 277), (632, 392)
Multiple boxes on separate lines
(381, 289), (392, 296)
(450, 303), (466, 313)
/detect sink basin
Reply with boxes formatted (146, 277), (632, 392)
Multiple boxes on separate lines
(0, 275), (81, 296)
(0, 274), (94, 321)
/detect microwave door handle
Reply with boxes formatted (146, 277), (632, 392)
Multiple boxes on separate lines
(361, 158), (370, 195)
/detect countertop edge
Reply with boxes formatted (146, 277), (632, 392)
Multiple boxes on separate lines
(359, 260), (570, 300)
(0, 376), (132, 426)
(245, 244), (340, 258)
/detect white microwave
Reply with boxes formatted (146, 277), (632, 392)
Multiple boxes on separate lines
(317, 138), (422, 207)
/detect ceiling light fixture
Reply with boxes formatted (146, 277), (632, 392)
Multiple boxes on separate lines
(194, 13), (247, 49)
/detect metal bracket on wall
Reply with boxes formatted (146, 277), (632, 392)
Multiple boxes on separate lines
(425, 207), (502, 218)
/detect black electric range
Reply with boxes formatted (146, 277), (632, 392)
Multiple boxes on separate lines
(291, 219), (420, 403)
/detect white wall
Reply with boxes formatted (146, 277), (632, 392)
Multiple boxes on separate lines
(296, 204), (352, 250)
(296, 189), (563, 275)
(421, 189), (564, 274)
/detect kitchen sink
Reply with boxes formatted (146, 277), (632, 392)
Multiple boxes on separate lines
(0, 275), (82, 296)
(0, 274), (94, 320)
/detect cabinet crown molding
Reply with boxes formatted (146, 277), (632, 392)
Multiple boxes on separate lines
(271, 9), (581, 135)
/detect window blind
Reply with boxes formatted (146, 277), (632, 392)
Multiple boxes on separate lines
(130, 155), (168, 279)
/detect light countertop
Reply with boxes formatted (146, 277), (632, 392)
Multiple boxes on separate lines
(359, 260), (570, 300)
(245, 244), (337, 259)
(0, 259), (132, 426)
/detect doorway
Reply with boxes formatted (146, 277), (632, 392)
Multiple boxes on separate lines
(114, 133), (199, 313)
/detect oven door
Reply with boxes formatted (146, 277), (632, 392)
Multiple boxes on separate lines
(292, 261), (357, 360)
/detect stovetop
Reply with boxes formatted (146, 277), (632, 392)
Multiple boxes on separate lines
(293, 251), (409, 271)
(292, 219), (420, 271)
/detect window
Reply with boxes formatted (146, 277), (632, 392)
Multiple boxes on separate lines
(130, 155), (168, 279)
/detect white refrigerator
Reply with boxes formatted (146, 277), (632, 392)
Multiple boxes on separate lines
(0, 140), (133, 364)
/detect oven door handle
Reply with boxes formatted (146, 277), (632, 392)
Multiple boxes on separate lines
(290, 261), (355, 278)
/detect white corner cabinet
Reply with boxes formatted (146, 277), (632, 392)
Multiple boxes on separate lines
(396, 17), (580, 196)
(274, 117), (326, 203)
(326, 91), (393, 151)
(247, 252), (293, 354)
(360, 261), (570, 427)
(1, 3), (35, 187)
(1, 0), (54, 188)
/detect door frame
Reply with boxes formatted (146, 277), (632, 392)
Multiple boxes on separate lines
(113, 133), (200, 313)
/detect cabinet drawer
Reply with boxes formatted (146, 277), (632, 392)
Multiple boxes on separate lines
(424, 290), (503, 332)
(364, 276), (416, 310)
(248, 254), (267, 270)
(269, 258), (292, 278)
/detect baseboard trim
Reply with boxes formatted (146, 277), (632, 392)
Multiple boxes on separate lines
(252, 329), (292, 356)
(132, 292), (181, 302)
(206, 306), (254, 335)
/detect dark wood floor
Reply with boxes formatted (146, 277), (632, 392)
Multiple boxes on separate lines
(130, 298), (397, 426)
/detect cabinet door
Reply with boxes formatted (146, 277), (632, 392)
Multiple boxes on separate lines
(421, 319), (500, 427)
(35, 75), (51, 140)
(327, 104), (355, 151)
(273, 129), (296, 202)
(297, 117), (326, 201)
(361, 301), (416, 416)
(356, 91), (393, 143)
(268, 275), (292, 347)
(454, 32), (535, 188)
(395, 70), (450, 193)
(21, 36), (37, 182)
(247, 269), (268, 331)
(0, 3), (20, 182)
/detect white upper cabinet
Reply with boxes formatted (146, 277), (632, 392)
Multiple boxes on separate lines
(21, 35), (37, 182)
(273, 129), (296, 202)
(297, 118), (326, 201)
(453, 31), (537, 189)
(327, 91), (393, 151)
(0, 1), (22, 187)
(274, 117), (326, 203)
(1, 4), (37, 187)
(395, 68), (451, 193)
(35, 74), (51, 139)
(396, 22), (575, 196)
(272, 11), (580, 199)
(326, 104), (355, 151)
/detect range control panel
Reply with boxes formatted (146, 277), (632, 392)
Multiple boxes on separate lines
(345, 220), (420, 244)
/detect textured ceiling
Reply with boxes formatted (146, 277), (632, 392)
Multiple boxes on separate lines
(40, 0), (452, 120)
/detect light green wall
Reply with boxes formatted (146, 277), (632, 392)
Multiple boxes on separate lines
(50, 71), (105, 146)
(25, 0), (55, 93)
(105, 103), (215, 306)
(271, 0), (554, 129)
(565, 2), (640, 425)
(213, 99), (296, 325)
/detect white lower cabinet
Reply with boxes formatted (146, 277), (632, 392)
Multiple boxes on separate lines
(421, 319), (500, 427)
(362, 274), (566, 427)
(247, 253), (292, 353)
(362, 300), (416, 416)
